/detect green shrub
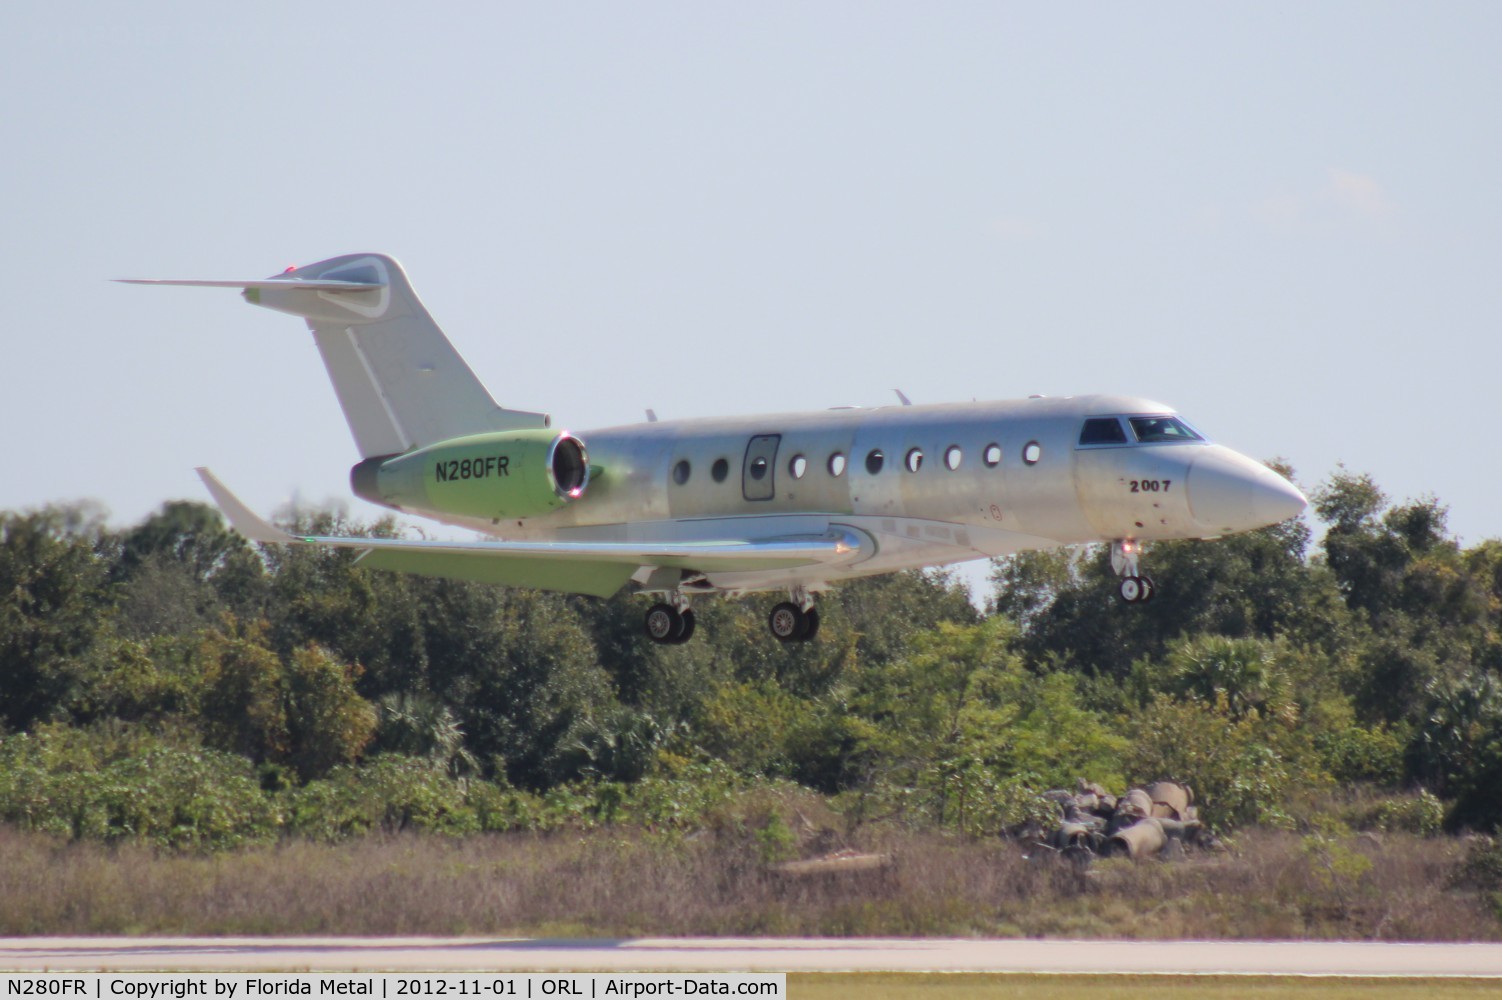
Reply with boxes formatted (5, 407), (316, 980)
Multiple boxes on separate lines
(0, 726), (278, 849)
(1372, 790), (1446, 836)
(1124, 695), (1298, 832)
(463, 778), (546, 832)
(1448, 837), (1502, 922)
(1450, 837), (1502, 892)
(1317, 724), (1407, 785)
(289, 755), (479, 839)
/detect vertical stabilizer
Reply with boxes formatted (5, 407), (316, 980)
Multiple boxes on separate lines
(248, 254), (548, 457)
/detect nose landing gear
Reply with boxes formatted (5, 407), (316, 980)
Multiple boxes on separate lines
(1111, 539), (1157, 605)
(768, 587), (821, 642)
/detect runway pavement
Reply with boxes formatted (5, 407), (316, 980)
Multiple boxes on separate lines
(2, 937), (1501, 976)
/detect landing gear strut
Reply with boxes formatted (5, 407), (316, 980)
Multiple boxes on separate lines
(769, 587), (820, 642)
(1111, 539), (1156, 604)
(644, 593), (696, 645)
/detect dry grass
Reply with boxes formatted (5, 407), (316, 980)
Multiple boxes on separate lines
(0, 824), (1496, 939)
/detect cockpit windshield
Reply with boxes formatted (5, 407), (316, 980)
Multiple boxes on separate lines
(1129, 415), (1204, 443)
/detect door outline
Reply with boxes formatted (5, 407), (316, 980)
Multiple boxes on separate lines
(742, 434), (781, 501)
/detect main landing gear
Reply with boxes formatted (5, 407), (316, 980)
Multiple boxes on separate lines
(644, 594), (696, 645)
(1112, 539), (1157, 605)
(642, 588), (822, 644)
(768, 587), (820, 642)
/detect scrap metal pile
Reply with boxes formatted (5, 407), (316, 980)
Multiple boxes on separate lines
(1035, 779), (1215, 863)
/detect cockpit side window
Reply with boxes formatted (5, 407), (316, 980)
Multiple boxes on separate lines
(1079, 417), (1129, 446)
(1129, 415), (1204, 443)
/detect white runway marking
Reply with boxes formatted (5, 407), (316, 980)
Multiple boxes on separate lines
(1, 938), (1500, 976)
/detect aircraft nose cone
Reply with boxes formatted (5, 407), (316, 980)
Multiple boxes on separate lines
(1187, 448), (1307, 534)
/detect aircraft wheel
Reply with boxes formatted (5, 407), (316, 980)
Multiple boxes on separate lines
(1138, 577), (1156, 603)
(672, 608), (697, 644)
(798, 607), (821, 641)
(644, 603), (683, 644)
(1118, 576), (1144, 604)
(769, 602), (806, 642)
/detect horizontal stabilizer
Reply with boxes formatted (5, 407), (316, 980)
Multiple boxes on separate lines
(117, 277), (383, 291)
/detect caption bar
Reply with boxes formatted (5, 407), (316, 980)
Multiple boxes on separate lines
(2, 976), (784, 1000)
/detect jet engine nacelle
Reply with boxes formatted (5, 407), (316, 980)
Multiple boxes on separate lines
(352, 429), (589, 521)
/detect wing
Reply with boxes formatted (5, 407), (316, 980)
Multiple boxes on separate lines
(197, 469), (870, 598)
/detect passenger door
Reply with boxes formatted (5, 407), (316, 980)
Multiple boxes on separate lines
(742, 434), (781, 501)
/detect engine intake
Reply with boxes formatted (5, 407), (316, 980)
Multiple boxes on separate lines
(352, 429), (590, 521)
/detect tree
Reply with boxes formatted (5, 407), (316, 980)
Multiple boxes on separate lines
(846, 619), (1125, 828)
(1410, 668), (1502, 831)
(1124, 693), (1300, 832)
(110, 501), (266, 639)
(284, 644), (377, 780)
(115, 500), (250, 585)
(1311, 470), (1494, 724)
(1312, 470), (1472, 626)
(194, 620), (289, 763)
(1151, 634), (1285, 720)
(425, 585), (615, 788)
(991, 517), (1344, 681)
(372, 691), (475, 775)
(0, 506), (114, 730)
(192, 618), (377, 782)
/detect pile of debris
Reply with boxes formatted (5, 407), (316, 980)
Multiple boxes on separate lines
(1035, 779), (1214, 863)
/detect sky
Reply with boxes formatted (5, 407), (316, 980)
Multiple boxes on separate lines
(4, 3), (1500, 595)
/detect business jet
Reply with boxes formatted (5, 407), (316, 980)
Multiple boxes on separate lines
(123, 254), (1307, 644)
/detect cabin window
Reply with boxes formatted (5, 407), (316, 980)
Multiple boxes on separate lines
(749, 457), (769, 480)
(711, 458), (729, 482)
(673, 460), (691, 485)
(1023, 441), (1043, 465)
(983, 443), (1002, 467)
(905, 447), (924, 473)
(865, 449), (885, 475)
(828, 453), (847, 477)
(945, 445), (963, 470)
(789, 454), (808, 479)
(1079, 417), (1128, 446)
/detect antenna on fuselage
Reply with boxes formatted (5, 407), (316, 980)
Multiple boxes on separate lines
(893, 389), (912, 406)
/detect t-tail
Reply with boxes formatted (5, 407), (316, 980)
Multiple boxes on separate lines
(120, 253), (550, 457)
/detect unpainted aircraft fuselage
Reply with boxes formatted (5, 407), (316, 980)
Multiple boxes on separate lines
(399, 396), (1301, 596)
(124, 253), (1307, 643)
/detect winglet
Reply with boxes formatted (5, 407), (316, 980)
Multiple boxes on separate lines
(195, 467), (301, 544)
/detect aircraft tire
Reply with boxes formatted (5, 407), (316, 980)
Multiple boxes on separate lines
(644, 603), (683, 643)
(769, 602), (806, 642)
(1118, 577), (1143, 603)
(672, 608), (697, 644)
(798, 607), (821, 641)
